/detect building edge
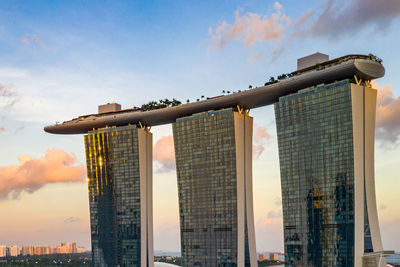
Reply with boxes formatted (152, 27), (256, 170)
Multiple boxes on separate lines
(234, 112), (258, 267)
(138, 128), (154, 267)
(351, 83), (385, 266)
(351, 84), (366, 267)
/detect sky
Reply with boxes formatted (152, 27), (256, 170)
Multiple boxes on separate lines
(0, 0), (400, 253)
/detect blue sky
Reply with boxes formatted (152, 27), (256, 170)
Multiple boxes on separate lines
(0, 0), (399, 252)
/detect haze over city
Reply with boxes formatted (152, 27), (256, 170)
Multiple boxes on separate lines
(0, 0), (400, 261)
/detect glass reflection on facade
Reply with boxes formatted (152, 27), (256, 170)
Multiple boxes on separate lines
(173, 108), (257, 267)
(84, 125), (153, 267)
(275, 80), (357, 266)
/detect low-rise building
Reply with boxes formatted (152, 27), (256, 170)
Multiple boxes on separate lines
(269, 253), (278, 261)
(258, 254), (267, 261)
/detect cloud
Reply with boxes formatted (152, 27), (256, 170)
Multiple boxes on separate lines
(253, 123), (271, 158)
(255, 216), (284, 251)
(64, 217), (80, 224)
(0, 126), (4, 132)
(373, 81), (400, 144)
(293, 0), (400, 38)
(0, 83), (19, 108)
(209, 0), (400, 52)
(273, 197), (282, 207)
(20, 34), (47, 50)
(153, 135), (176, 172)
(209, 2), (290, 49)
(257, 211), (283, 226)
(267, 210), (282, 219)
(249, 51), (264, 63)
(0, 149), (86, 200)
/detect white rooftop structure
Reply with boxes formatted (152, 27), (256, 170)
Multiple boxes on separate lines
(297, 52), (329, 70)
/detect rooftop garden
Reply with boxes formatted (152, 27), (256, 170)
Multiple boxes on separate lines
(131, 54), (382, 111)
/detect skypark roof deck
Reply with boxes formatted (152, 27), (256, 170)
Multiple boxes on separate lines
(44, 55), (384, 134)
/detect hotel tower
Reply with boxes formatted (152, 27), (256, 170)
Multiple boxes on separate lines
(84, 125), (154, 267)
(275, 54), (386, 267)
(173, 109), (257, 267)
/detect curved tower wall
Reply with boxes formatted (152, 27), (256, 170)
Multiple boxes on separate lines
(275, 80), (384, 267)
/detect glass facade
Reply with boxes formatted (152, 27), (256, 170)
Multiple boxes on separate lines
(387, 253), (400, 265)
(84, 125), (152, 267)
(275, 80), (358, 267)
(173, 108), (255, 267)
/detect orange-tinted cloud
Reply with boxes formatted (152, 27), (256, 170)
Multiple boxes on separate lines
(373, 81), (400, 143)
(0, 149), (86, 199)
(253, 123), (271, 158)
(249, 51), (264, 63)
(153, 135), (176, 172)
(20, 34), (47, 50)
(209, 2), (290, 49)
(0, 126), (4, 132)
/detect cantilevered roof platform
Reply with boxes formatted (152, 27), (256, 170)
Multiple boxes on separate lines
(44, 54), (385, 135)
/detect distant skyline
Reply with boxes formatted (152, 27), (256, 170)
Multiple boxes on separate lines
(0, 0), (400, 253)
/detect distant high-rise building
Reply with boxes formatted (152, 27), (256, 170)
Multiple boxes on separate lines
(67, 242), (77, 254)
(8, 246), (18, 257)
(21, 246), (34, 256)
(0, 245), (6, 257)
(55, 242), (67, 254)
(34, 246), (41, 255)
(34, 246), (51, 255)
(173, 108), (257, 267)
(84, 125), (153, 267)
(275, 80), (385, 266)
(77, 247), (86, 253)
